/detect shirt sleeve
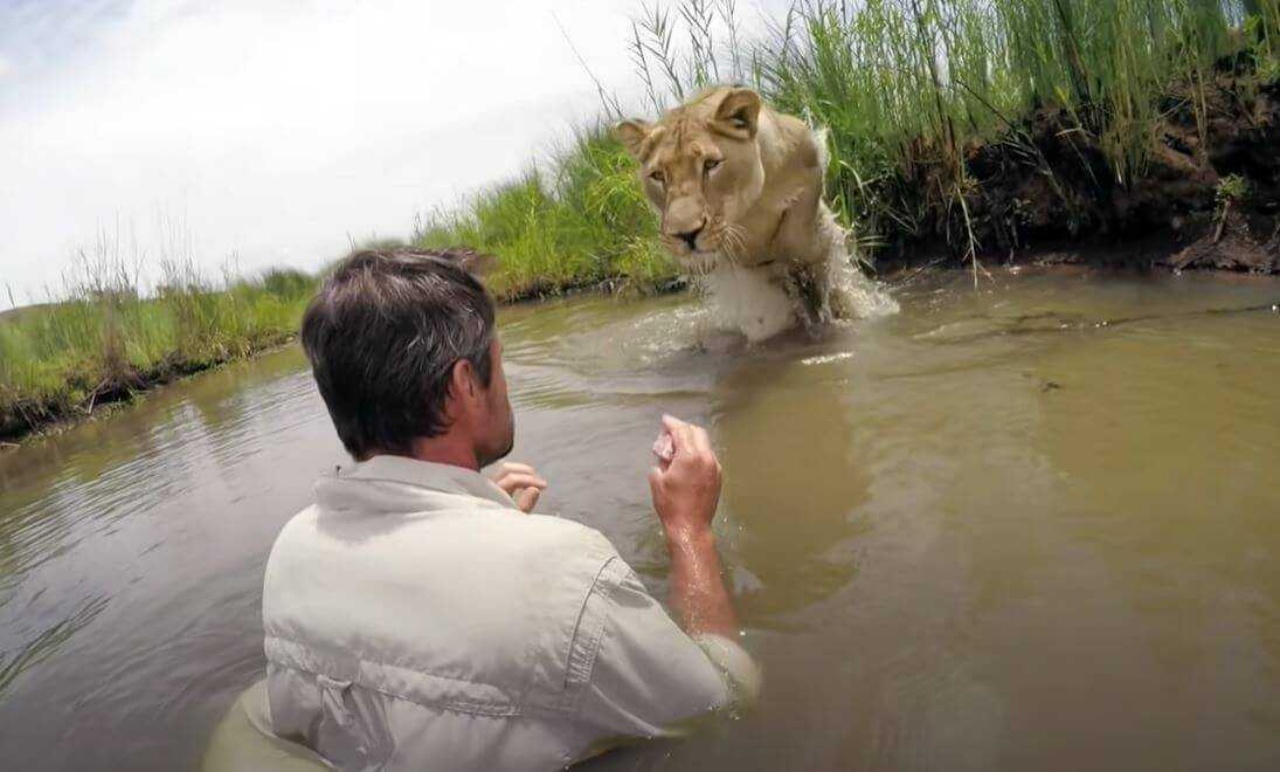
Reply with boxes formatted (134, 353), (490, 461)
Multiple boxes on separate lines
(574, 557), (761, 740)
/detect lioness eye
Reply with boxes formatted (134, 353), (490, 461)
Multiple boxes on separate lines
(704, 158), (721, 171)
(649, 170), (665, 184)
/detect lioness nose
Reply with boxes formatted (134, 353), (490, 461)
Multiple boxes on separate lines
(672, 224), (704, 251)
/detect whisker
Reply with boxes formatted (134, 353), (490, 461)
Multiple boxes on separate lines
(722, 224), (747, 267)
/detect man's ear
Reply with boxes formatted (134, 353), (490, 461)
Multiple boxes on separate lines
(713, 88), (762, 140)
(449, 357), (479, 407)
(614, 119), (654, 160)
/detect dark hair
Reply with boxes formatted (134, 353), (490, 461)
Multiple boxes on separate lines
(301, 248), (496, 460)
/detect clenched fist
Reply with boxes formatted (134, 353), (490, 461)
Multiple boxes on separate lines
(648, 415), (722, 543)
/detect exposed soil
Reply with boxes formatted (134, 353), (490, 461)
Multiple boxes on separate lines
(875, 59), (1280, 275)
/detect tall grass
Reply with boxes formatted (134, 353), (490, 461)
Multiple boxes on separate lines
(415, 132), (678, 299)
(688, 0), (1275, 242)
(417, 0), (1280, 283)
(0, 240), (317, 439)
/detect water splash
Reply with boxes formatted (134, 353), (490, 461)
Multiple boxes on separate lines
(833, 256), (900, 319)
(703, 266), (797, 343)
(703, 252), (898, 343)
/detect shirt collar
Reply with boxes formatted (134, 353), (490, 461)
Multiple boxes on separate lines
(335, 454), (517, 510)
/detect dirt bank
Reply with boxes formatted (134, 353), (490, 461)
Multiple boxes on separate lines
(0, 333), (297, 447)
(875, 61), (1280, 275)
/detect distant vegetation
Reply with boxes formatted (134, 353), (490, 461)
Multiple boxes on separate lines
(0, 244), (317, 441)
(417, 0), (1280, 278)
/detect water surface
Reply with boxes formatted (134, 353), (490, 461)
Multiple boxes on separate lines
(2, 268), (1279, 770)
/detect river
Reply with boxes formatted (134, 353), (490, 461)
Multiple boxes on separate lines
(1, 268), (1279, 770)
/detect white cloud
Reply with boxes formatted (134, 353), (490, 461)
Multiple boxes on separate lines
(0, 0), (790, 309)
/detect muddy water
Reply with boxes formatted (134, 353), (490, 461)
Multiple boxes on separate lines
(2, 269), (1279, 771)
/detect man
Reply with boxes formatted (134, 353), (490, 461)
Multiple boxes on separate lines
(243, 248), (758, 770)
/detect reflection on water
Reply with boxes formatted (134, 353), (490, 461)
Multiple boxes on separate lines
(714, 347), (870, 621)
(2, 269), (1279, 770)
(0, 594), (107, 695)
(0, 347), (347, 770)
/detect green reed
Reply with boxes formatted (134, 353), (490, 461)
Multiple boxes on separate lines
(751, 0), (1274, 234)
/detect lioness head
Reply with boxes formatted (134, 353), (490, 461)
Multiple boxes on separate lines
(615, 87), (765, 272)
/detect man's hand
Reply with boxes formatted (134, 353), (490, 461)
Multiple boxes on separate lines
(490, 462), (547, 513)
(648, 415), (722, 545)
(648, 415), (738, 640)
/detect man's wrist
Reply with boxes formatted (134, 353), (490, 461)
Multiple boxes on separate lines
(664, 522), (716, 553)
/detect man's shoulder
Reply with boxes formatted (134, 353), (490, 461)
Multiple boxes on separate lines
(495, 514), (626, 590)
(517, 512), (617, 554)
(265, 504), (319, 559)
(268, 500), (623, 590)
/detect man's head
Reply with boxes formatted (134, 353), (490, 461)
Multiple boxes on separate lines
(301, 248), (513, 467)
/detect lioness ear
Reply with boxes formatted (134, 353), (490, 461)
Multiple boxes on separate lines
(713, 88), (761, 139)
(614, 120), (654, 160)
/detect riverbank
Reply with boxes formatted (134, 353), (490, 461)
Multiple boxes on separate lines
(873, 67), (1280, 275)
(0, 264), (316, 444)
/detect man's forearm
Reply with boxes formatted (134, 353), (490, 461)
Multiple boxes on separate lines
(666, 526), (739, 639)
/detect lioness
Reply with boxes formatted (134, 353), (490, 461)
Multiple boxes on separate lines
(617, 86), (884, 342)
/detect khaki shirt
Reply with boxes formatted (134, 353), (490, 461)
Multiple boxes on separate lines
(256, 456), (759, 771)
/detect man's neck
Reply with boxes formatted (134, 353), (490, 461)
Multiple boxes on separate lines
(408, 434), (479, 471)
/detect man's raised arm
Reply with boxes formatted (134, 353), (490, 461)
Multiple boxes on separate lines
(648, 415), (740, 640)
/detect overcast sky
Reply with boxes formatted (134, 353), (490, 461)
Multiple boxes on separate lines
(0, 0), (788, 309)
